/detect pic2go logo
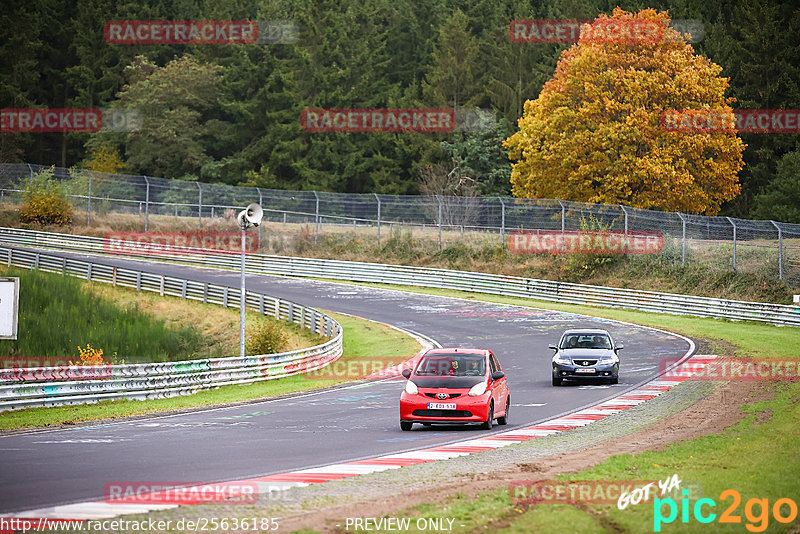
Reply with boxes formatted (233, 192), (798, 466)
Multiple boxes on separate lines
(654, 489), (798, 532)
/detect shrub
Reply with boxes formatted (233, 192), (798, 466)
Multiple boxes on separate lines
(18, 167), (73, 226)
(245, 319), (289, 355)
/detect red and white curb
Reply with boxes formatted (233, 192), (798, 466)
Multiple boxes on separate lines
(8, 355), (717, 520)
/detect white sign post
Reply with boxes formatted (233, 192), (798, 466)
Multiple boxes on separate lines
(0, 278), (20, 340)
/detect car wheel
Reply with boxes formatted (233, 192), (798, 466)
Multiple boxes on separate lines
(552, 376), (562, 386)
(497, 398), (509, 425)
(481, 403), (494, 430)
(400, 421), (413, 431)
(609, 375), (619, 385)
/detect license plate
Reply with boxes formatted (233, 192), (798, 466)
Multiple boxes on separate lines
(575, 368), (596, 374)
(428, 402), (456, 410)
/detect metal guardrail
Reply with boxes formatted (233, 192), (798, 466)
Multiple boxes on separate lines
(1, 227), (798, 327)
(0, 246), (343, 411)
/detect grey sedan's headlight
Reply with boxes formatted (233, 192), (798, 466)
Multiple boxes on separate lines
(554, 355), (571, 365)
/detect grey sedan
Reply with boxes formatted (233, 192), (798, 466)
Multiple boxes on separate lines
(550, 329), (622, 386)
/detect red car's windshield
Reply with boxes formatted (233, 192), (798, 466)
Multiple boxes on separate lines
(414, 354), (486, 377)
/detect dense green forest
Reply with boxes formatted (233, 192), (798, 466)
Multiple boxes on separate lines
(1, 0), (798, 219)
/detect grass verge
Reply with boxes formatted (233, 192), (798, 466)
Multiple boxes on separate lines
(0, 312), (420, 431)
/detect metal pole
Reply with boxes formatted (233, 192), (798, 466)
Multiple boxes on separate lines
(771, 220), (783, 280)
(620, 205), (628, 236)
(86, 170), (93, 226)
(726, 217), (737, 272)
(240, 226), (246, 358)
(196, 182), (202, 228)
(374, 193), (381, 245)
(27, 163), (33, 188)
(499, 197), (506, 244)
(143, 176), (150, 231)
(677, 213), (686, 266)
(313, 191), (319, 245)
(256, 187), (263, 247)
(557, 200), (565, 251)
(436, 195), (442, 248)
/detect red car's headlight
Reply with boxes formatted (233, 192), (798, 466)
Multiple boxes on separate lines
(404, 381), (419, 395)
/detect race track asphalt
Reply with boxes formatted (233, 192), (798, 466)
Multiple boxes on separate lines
(0, 250), (692, 513)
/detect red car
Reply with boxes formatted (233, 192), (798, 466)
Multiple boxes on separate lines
(399, 348), (510, 431)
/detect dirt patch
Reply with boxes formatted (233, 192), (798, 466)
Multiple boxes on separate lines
(279, 378), (776, 533)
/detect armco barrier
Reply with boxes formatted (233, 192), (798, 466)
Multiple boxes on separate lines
(0, 227), (798, 326)
(0, 246), (343, 411)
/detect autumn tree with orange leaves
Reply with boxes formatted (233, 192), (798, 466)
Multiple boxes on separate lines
(504, 8), (745, 215)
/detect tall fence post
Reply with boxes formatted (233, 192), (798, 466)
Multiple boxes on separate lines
(86, 170), (93, 226)
(196, 182), (202, 228)
(374, 193), (381, 245)
(771, 220), (783, 280)
(313, 191), (320, 245)
(143, 176), (150, 232)
(677, 212), (687, 266)
(727, 217), (737, 272)
(27, 164), (33, 188)
(256, 187), (264, 248)
(436, 195), (442, 249)
(499, 197), (506, 244)
(620, 204), (628, 236)
(557, 200), (566, 251)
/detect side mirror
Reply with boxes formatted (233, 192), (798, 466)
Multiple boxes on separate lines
(491, 371), (505, 381)
(548, 344), (558, 351)
(615, 342), (624, 351)
(401, 369), (412, 379)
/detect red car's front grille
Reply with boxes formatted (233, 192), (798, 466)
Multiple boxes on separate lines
(423, 392), (463, 399)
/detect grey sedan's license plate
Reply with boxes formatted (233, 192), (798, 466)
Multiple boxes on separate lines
(428, 402), (456, 410)
(575, 368), (597, 374)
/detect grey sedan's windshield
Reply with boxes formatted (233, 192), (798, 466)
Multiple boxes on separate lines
(560, 334), (612, 350)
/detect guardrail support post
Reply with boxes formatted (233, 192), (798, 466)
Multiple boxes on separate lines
(159, 275), (165, 296)
(313, 191), (320, 245)
(86, 170), (93, 226)
(726, 217), (737, 272)
(7, 249), (11, 267)
(677, 212), (687, 266)
(438, 196), (443, 247)
(374, 193), (381, 245)
(274, 299), (280, 319)
(196, 182), (203, 228)
(86, 262), (91, 281)
(203, 282), (208, 303)
(259, 294), (265, 315)
(143, 176), (150, 231)
(771, 220), (783, 280)
(499, 197), (506, 244)
(136, 271), (141, 291)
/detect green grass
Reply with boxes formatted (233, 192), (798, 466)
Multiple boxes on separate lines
(328, 282), (800, 534)
(0, 266), (206, 363)
(0, 312), (420, 431)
